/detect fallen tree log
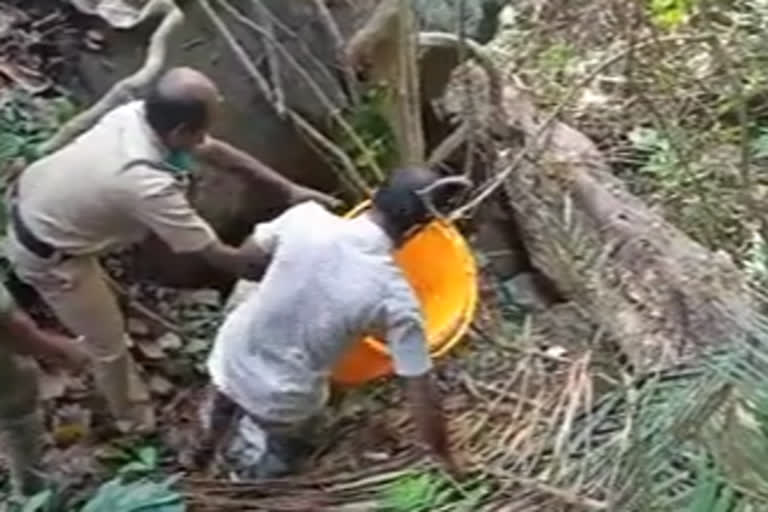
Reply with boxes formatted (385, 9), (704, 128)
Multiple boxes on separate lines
(481, 82), (751, 370)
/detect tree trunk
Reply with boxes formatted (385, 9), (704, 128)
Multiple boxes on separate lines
(493, 85), (751, 371)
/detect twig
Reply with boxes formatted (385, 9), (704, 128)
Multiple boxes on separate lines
(252, 0), (285, 117)
(449, 34), (715, 219)
(288, 111), (370, 195)
(103, 274), (186, 337)
(310, 0), (361, 105)
(698, 3), (763, 242)
(212, 0), (384, 182)
(418, 32), (506, 143)
(40, 0), (184, 154)
(490, 473), (610, 509)
(395, 0), (425, 165)
(455, 0), (476, 176)
(198, 0), (369, 194)
(198, 0), (271, 99)
(427, 122), (469, 166)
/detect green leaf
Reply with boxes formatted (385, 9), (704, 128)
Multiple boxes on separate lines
(21, 489), (52, 512)
(137, 446), (159, 469)
(80, 476), (185, 512)
(118, 461), (152, 476)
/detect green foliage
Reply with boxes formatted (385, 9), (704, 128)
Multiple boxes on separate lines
(80, 475), (184, 512)
(628, 127), (683, 188)
(538, 43), (575, 73)
(648, 0), (697, 29)
(378, 470), (491, 512)
(336, 86), (398, 185)
(684, 457), (742, 512)
(9, 454), (182, 512)
(19, 490), (53, 512)
(116, 446), (160, 477)
(625, 125), (749, 254)
(0, 91), (76, 165)
(749, 126), (768, 159)
(744, 228), (768, 284)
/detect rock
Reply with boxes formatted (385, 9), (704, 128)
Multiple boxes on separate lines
(412, 0), (504, 43)
(136, 339), (165, 360)
(127, 318), (150, 338)
(149, 375), (174, 397)
(157, 332), (183, 351)
(183, 338), (211, 355)
(178, 289), (221, 309)
(498, 4), (520, 30)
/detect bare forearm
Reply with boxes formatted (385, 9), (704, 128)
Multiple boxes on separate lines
(198, 239), (270, 281)
(406, 374), (450, 460)
(1, 311), (73, 361)
(194, 138), (296, 199)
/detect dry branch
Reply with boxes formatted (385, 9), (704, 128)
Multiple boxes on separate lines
(395, 0), (425, 165)
(212, 0), (383, 183)
(492, 82), (751, 371)
(310, 0), (361, 105)
(345, 0), (399, 75)
(252, 0), (285, 116)
(41, 0), (184, 154)
(199, 0), (370, 194)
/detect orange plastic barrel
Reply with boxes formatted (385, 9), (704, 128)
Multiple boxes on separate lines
(331, 201), (478, 385)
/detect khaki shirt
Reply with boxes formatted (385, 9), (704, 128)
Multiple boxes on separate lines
(16, 101), (217, 256)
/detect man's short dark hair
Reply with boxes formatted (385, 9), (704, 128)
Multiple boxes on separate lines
(372, 166), (441, 239)
(144, 82), (209, 136)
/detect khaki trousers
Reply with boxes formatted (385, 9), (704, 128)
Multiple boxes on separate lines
(0, 346), (45, 495)
(6, 231), (150, 429)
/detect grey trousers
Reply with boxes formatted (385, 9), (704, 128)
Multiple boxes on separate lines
(199, 388), (323, 479)
(0, 346), (45, 496)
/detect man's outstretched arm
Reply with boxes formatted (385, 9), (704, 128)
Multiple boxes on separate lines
(385, 287), (454, 470)
(0, 305), (88, 371)
(193, 138), (339, 208)
(404, 373), (453, 469)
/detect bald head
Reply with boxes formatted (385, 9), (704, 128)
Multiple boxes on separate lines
(145, 67), (221, 148)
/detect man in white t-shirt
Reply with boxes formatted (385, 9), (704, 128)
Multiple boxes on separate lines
(195, 167), (470, 478)
(7, 67), (337, 434)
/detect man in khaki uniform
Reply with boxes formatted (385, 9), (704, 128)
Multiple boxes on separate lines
(7, 67), (337, 434)
(0, 281), (87, 497)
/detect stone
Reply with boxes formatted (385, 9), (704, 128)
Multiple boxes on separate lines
(149, 375), (174, 397)
(412, 0), (504, 43)
(157, 332), (183, 351)
(127, 318), (150, 337)
(136, 339), (165, 360)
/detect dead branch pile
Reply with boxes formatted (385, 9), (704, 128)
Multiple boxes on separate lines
(0, 1), (82, 95)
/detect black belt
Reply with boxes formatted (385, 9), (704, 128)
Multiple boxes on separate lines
(10, 203), (68, 260)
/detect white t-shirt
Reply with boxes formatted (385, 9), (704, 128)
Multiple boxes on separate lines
(207, 202), (431, 424)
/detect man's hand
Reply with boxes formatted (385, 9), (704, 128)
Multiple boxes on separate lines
(288, 185), (341, 209)
(404, 374), (454, 472)
(53, 335), (89, 372)
(197, 239), (271, 282)
(1, 311), (89, 371)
